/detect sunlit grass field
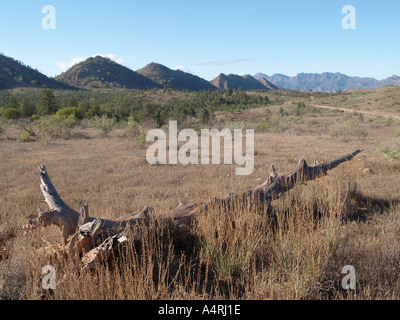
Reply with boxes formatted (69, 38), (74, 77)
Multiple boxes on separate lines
(1, 95), (400, 300)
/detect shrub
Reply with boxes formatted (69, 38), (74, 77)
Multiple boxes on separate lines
(257, 116), (286, 133)
(133, 125), (147, 148)
(0, 121), (7, 136)
(380, 146), (400, 161)
(56, 107), (83, 119)
(35, 114), (78, 139)
(125, 118), (148, 148)
(90, 115), (115, 136)
(224, 120), (246, 131)
(124, 118), (141, 137)
(85, 105), (102, 119)
(3, 108), (21, 120)
(19, 129), (32, 142)
(379, 128), (400, 160)
(278, 107), (288, 117)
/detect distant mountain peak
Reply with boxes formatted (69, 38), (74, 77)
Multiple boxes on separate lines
(55, 56), (161, 89)
(0, 53), (71, 90)
(137, 62), (216, 91)
(211, 73), (277, 90)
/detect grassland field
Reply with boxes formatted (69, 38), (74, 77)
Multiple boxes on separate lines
(1, 87), (400, 300)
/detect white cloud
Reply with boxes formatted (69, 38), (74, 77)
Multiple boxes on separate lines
(172, 65), (191, 73)
(94, 53), (124, 65)
(56, 53), (124, 71)
(56, 56), (85, 70)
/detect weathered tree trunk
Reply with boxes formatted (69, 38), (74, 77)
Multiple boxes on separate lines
(24, 149), (363, 269)
(172, 149), (363, 222)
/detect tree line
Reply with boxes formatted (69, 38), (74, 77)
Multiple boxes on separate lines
(0, 88), (272, 126)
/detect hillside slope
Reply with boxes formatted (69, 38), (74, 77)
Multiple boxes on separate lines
(55, 56), (161, 90)
(0, 53), (71, 90)
(137, 63), (217, 91)
(211, 73), (277, 90)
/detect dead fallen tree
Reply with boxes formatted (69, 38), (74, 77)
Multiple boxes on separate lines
(23, 149), (363, 269)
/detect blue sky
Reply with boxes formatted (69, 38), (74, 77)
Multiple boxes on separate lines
(0, 0), (399, 80)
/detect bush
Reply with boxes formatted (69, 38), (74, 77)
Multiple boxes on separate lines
(224, 120), (246, 131)
(56, 107), (83, 119)
(35, 114), (78, 139)
(124, 118), (140, 137)
(125, 118), (148, 148)
(380, 146), (400, 160)
(3, 108), (21, 120)
(257, 116), (286, 133)
(90, 115), (115, 136)
(380, 128), (400, 160)
(19, 129), (32, 142)
(278, 107), (288, 117)
(85, 105), (102, 119)
(0, 121), (7, 136)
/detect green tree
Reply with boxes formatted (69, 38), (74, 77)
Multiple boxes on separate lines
(3, 107), (21, 120)
(66, 97), (78, 108)
(38, 89), (58, 116)
(77, 101), (91, 117)
(85, 104), (102, 119)
(19, 98), (37, 118)
(8, 96), (19, 109)
(198, 108), (210, 125)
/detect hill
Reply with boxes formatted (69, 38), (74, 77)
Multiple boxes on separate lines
(210, 73), (277, 90)
(0, 53), (71, 90)
(55, 56), (161, 90)
(136, 62), (217, 91)
(254, 72), (400, 93)
(311, 85), (400, 115)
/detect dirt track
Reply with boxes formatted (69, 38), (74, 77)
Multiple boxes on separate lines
(312, 104), (400, 120)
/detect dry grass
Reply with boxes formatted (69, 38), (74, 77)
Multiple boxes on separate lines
(1, 108), (400, 300)
(312, 86), (400, 115)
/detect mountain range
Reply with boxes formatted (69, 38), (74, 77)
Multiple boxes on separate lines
(210, 73), (279, 90)
(1, 53), (399, 92)
(254, 72), (400, 93)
